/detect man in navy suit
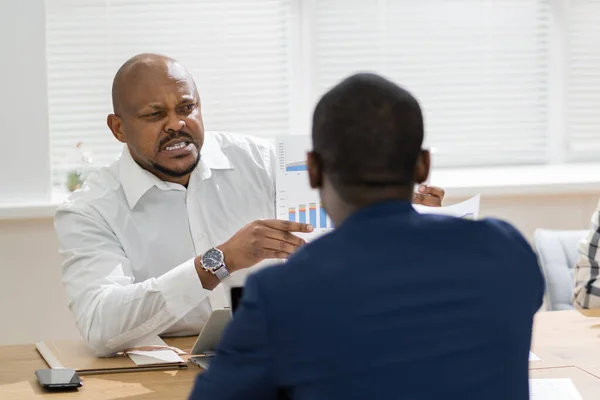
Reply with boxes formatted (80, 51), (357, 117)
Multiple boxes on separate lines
(189, 73), (544, 400)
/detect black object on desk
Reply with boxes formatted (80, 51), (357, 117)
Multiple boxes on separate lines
(35, 368), (83, 391)
(230, 287), (244, 314)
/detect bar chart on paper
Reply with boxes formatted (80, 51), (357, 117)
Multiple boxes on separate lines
(285, 160), (308, 172)
(286, 201), (333, 228)
(276, 136), (334, 230)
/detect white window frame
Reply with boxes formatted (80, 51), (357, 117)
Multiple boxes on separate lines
(288, 0), (317, 137)
(547, 0), (568, 165)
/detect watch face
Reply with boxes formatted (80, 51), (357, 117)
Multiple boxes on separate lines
(203, 248), (223, 270)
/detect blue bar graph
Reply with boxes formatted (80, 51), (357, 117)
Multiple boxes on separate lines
(299, 205), (306, 223)
(286, 165), (307, 172)
(309, 203), (317, 227)
(320, 203), (327, 228)
(287, 202), (334, 228)
(285, 161), (307, 172)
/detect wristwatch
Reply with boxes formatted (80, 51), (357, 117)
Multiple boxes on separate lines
(200, 247), (230, 281)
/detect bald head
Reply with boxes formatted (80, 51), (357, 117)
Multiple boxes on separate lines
(111, 53), (197, 115)
(106, 53), (205, 186)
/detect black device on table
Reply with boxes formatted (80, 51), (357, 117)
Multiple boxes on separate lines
(35, 368), (83, 391)
(230, 286), (244, 314)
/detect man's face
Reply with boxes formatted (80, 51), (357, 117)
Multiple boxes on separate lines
(109, 63), (204, 183)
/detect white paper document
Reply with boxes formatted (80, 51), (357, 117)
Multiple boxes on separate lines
(124, 336), (186, 366)
(529, 379), (582, 400)
(275, 135), (480, 233)
(127, 349), (185, 366)
(296, 228), (333, 242)
(413, 194), (480, 220)
(275, 136), (332, 231)
(529, 351), (541, 361)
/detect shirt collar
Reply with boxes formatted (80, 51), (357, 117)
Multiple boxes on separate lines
(119, 132), (233, 209)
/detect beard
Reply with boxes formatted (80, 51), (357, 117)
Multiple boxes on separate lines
(151, 152), (201, 178)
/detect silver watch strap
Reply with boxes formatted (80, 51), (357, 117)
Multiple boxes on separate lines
(214, 265), (230, 281)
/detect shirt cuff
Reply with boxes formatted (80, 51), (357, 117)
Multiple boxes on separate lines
(157, 257), (209, 318)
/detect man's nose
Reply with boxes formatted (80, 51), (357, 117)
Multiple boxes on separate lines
(164, 111), (186, 133)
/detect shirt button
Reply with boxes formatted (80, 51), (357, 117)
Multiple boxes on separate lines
(184, 295), (192, 304)
(196, 233), (205, 240)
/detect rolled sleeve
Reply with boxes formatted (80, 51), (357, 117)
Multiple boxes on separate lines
(157, 257), (208, 317)
(56, 208), (211, 356)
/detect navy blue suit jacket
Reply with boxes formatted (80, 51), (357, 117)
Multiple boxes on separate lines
(190, 201), (544, 400)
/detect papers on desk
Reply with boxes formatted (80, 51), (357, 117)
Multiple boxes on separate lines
(529, 379), (583, 400)
(529, 351), (541, 361)
(36, 336), (187, 375)
(123, 336), (186, 366)
(127, 349), (185, 366)
(413, 194), (480, 220)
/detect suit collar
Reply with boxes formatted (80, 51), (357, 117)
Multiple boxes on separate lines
(343, 200), (415, 226)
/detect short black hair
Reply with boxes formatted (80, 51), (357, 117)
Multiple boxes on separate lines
(312, 73), (424, 194)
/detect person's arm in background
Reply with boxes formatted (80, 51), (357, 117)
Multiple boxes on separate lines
(189, 274), (277, 400)
(573, 199), (600, 309)
(55, 207), (213, 357)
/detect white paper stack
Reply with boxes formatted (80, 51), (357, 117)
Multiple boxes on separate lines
(529, 379), (583, 400)
(127, 349), (185, 366)
(413, 194), (480, 220)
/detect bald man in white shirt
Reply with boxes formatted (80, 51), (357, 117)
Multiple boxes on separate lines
(55, 53), (445, 356)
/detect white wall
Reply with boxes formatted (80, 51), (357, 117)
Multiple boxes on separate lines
(0, 0), (51, 204)
(0, 218), (80, 345)
(461, 193), (598, 236)
(0, 192), (598, 346)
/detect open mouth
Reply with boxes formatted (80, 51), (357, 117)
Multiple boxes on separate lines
(164, 141), (189, 151)
(159, 139), (195, 153)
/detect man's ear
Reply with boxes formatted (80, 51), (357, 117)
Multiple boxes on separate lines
(307, 151), (323, 189)
(413, 149), (431, 184)
(107, 114), (126, 143)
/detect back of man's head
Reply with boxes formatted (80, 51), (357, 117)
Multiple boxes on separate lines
(312, 73), (425, 203)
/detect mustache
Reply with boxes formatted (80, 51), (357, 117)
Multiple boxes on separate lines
(158, 131), (195, 149)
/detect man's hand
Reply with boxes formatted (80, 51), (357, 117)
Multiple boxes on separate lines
(218, 219), (314, 272)
(412, 185), (445, 207)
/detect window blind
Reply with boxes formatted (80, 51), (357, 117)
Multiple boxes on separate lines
(313, 0), (551, 167)
(46, 0), (291, 185)
(566, 0), (600, 161)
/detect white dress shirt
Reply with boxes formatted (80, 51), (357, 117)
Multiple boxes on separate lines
(55, 132), (276, 356)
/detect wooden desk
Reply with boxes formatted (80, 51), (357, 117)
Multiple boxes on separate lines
(1, 310), (600, 399)
(0, 336), (200, 399)
(531, 309), (600, 372)
(530, 367), (600, 399)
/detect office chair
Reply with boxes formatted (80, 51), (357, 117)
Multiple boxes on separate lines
(533, 229), (587, 311)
